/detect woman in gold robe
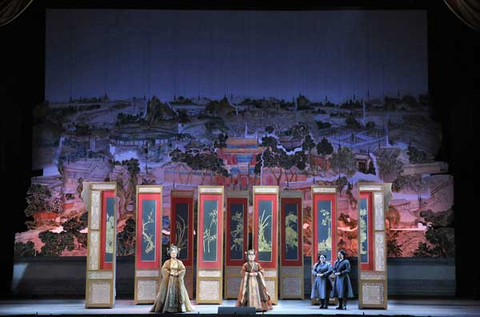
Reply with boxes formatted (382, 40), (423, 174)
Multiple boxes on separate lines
(235, 249), (273, 312)
(150, 245), (193, 313)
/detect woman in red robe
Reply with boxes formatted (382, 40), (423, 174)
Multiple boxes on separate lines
(235, 249), (273, 312)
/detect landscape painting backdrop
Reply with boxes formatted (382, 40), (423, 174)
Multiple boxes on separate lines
(14, 9), (453, 260)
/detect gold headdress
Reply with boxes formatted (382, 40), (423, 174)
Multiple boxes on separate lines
(167, 244), (180, 256)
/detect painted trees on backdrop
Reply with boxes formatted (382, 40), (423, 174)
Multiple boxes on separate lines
(37, 212), (88, 256)
(378, 152), (404, 182)
(24, 184), (64, 229)
(302, 134), (316, 176)
(316, 137), (334, 176)
(254, 136), (307, 187)
(169, 147), (229, 184)
(214, 133), (228, 149)
(111, 158), (140, 215)
(330, 146), (356, 178)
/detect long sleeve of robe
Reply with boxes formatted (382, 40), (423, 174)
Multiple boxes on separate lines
(332, 259), (354, 299)
(150, 258), (193, 313)
(311, 262), (333, 299)
(235, 261), (273, 311)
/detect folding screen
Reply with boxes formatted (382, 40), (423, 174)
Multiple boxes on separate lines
(170, 189), (195, 299)
(196, 186), (224, 304)
(252, 186), (279, 304)
(134, 185), (162, 304)
(311, 186), (338, 266)
(279, 190), (304, 299)
(311, 186), (337, 304)
(82, 182), (117, 308)
(224, 190), (249, 299)
(357, 183), (391, 309)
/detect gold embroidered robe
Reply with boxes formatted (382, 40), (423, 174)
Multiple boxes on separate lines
(235, 261), (273, 312)
(150, 258), (193, 313)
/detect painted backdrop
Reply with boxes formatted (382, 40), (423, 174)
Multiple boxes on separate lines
(14, 10), (453, 260)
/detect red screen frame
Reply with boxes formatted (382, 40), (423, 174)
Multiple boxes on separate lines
(226, 197), (249, 266)
(280, 197), (302, 266)
(253, 193), (278, 269)
(100, 190), (115, 270)
(136, 193), (162, 269)
(360, 192), (374, 271)
(312, 192), (337, 264)
(170, 194), (194, 266)
(198, 193), (223, 269)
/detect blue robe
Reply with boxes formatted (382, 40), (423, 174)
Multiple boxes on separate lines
(332, 258), (354, 299)
(310, 262), (333, 299)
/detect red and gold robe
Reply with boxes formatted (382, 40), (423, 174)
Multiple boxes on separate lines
(235, 261), (273, 311)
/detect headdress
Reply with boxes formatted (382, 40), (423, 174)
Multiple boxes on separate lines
(245, 249), (256, 257)
(167, 244), (180, 256)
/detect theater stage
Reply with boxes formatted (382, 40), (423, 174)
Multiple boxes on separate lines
(1, 299), (480, 317)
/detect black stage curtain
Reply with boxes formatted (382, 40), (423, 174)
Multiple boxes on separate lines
(444, 0), (480, 32)
(0, 0), (34, 27)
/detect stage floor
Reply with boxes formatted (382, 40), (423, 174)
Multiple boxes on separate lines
(1, 299), (480, 316)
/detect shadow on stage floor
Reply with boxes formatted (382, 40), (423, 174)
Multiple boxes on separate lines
(1, 298), (480, 317)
